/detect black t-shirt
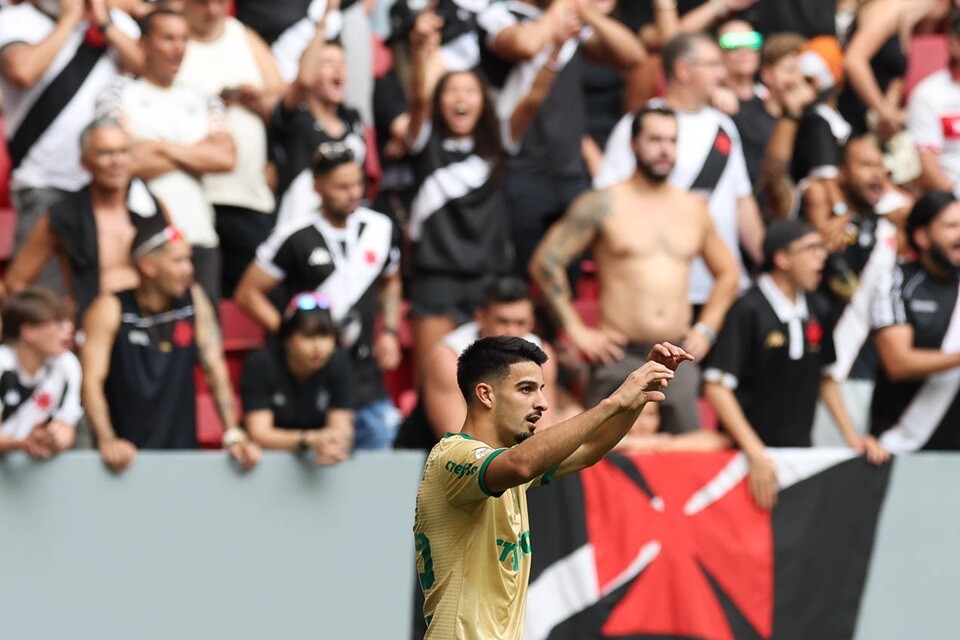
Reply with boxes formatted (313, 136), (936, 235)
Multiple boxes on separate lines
(583, 59), (624, 149)
(235, 0), (359, 44)
(732, 94), (776, 189)
(870, 261), (960, 450)
(478, 2), (587, 179)
(407, 123), (513, 276)
(269, 102), (366, 204)
(240, 346), (353, 430)
(790, 103), (850, 184)
(703, 283), (836, 447)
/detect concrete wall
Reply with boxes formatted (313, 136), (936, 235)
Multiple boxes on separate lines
(3, 451), (960, 640)
(0, 451), (424, 640)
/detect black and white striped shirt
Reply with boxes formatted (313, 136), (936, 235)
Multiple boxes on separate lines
(408, 123), (512, 276)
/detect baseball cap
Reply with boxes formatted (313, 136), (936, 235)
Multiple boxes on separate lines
(798, 35), (844, 91)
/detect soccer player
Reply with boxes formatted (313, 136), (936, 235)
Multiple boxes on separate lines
(413, 336), (691, 639)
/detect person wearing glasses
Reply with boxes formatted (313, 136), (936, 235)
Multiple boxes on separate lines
(703, 220), (889, 510)
(0, 288), (81, 459)
(240, 291), (354, 464)
(80, 219), (261, 473)
(236, 144), (403, 451)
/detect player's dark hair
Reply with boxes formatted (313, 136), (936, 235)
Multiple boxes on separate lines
(457, 336), (548, 405)
(483, 277), (530, 307)
(907, 191), (958, 253)
(140, 7), (184, 37)
(1, 288), (70, 343)
(662, 32), (714, 82)
(431, 70), (502, 163)
(630, 105), (677, 139)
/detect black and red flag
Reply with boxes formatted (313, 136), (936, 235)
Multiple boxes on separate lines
(525, 450), (891, 640)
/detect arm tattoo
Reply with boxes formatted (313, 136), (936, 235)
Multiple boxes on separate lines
(536, 190), (611, 325)
(194, 289), (237, 428)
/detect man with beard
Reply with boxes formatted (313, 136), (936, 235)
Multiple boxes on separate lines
(801, 135), (910, 436)
(870, 191), (960, 452)
(413, 336), (691, 639)
(531, 106), (739, 433)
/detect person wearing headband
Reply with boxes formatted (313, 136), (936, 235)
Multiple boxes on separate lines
(80, 219), (261, 473)
(704, 220), (889, 510)
(239, 291), (355, 464)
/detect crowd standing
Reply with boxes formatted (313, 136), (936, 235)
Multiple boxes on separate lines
(0, 0), (959, 510)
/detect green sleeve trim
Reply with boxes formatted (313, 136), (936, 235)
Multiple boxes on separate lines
(540, 465), (560, 486)
(478, 448), (508, 497)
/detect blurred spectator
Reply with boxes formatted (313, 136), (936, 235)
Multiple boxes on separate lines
(177, 0), (285, 299)
(0, 288), (81, 459)
(477, 0), (644, 276)
(871, 191), (960, 452)
(394, 276), (558, 451)
(597, 32), (763, 307)
(371, 67), (417, 224)
(403, 7), (513, 376)
(908, 9), (960, 198)
(237, 0), (339, 48)
(806, 136), (910, 440)
(838, 0), (950, 139)
(790, 36), (849, 196)
(715, 20), (770, 189)
(756, 32), (818, 219)
(80, 219), (260, 473)
(3, 117), (166, 320)
(611, 401), (730, 453)
(96, 8), (236, 306)
(235, 145), (403, 450)
(389, 0), (489, 72)
(271, 17), (367, 230)
(240, 291), (355, 465)
(703, 221), (889, 510)
(533, 106), (739, 433)
(0, 0), (142, 293)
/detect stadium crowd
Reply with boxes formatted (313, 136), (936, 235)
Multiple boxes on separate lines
(1, 0), (960, 508)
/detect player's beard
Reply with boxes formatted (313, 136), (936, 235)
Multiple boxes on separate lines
(515, 429), (535, 445)
(636, 153), (671, 184)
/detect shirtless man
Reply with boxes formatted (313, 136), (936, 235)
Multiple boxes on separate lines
(3, 117), (167, 320)
(531, 105), (739, 432)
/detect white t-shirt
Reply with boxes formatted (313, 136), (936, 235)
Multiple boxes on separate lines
(595, 101), (753, 303)
(907, 68), (960, 197)
(0, 345), (82, 440)
(0, 4), (139, 191)
(97, 78), (227, 248)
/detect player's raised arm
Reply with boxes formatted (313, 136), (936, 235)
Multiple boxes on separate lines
(481, 344), (690, 494)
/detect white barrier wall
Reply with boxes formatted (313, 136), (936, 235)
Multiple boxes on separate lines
(0, 451), (425, 640)
(3, 451), (960, 640)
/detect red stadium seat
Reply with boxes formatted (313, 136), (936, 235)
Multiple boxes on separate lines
(697, 397), (719, 432)
(905, 34), (948, 100)
(572, 297), (599, 328)
(0, 118), (10, 209)
(220, 299), (264, 353)
(398, 388), (418, 418)
(196, 392), (223, 448)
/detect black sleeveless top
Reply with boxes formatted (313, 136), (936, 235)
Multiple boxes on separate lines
(105, 289), (198, 449)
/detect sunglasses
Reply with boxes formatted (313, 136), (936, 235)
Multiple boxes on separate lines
(719, 31), (763, 51)
(284, 291), (332, 318)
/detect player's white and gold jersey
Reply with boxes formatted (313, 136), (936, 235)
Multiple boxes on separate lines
(413, 433), (556, 640)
